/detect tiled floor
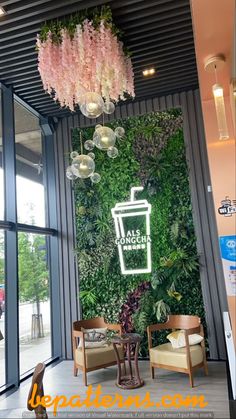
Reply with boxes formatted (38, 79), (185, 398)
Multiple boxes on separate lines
(0, 360), (230, 418)
(0, 336), (51, 386)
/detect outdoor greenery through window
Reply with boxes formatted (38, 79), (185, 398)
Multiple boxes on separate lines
(18, 233), (51, 375)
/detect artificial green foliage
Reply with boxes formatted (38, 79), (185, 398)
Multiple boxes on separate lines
(72, 110), (206, 357)
(39, 5), (125, 46)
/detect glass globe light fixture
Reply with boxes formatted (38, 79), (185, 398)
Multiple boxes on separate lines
(88, 152), (95, 160)
(115, 126), (125, 138)
(72, 154), (95, 178)
(70, 151), (79, 159)
(66, 165), (78, 180)
(84, 140), (95, 151)
(79, 92), (104, 119)
(95, 124), (102, 130)
(93, 126), (116, 150)
(90, 172), (101, 184)
(92, 131), (99, 147)
(107, 146), (118, 159)
(103, 101), (115, 114)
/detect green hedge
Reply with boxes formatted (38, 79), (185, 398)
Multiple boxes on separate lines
(72, 110), (206, 357)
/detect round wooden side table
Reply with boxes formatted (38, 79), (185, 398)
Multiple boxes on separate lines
(112, 333), (144, 389)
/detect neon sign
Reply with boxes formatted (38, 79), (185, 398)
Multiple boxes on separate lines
(111, 186), (152, 275)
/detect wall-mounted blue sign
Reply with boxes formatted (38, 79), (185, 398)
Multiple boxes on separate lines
(219, 235), (236, 296)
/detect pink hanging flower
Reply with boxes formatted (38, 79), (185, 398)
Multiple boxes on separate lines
(37, 16), (135, 111)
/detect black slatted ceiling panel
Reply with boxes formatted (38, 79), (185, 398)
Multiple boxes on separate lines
(0, 0), (198, 117)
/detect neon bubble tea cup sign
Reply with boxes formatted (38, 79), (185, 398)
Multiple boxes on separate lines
(111, 187), (152, 275)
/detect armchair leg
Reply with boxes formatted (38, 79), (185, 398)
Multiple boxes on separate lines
(204, 361), (208, 376)
(35, 404), (47, 419)
(150, 365), (155, 379)
(74, 364), (78, 377)
(189, 371), (194, 388)
(83, 370), (87, 386)
(123, 360), (127, 376)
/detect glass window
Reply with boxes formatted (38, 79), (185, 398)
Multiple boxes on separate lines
(0, 231), (5, 387)
(18, 233), (51, 375)
(0, 90), (4, 221)
(14, 101), (46, 227)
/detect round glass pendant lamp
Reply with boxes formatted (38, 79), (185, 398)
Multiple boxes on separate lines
(72, 154), (95, 178)
(103, 101), (115, 114)
(66, 166), (78, 180)
(115, 126), (125, 138)
(107, 146), (118, 158)
(79, 92), (104, 119)
(90, 172), (101, 183)
(93, 126), (116, 150)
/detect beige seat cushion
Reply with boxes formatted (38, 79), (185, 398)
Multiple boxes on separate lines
(75, 344), (124, 369)
(150, 342), (203, 369)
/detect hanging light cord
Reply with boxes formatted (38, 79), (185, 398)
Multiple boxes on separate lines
(214, 64), (218, 84)
(80, 131), (83, 154)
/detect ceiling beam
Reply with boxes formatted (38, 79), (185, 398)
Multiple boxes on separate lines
(116, 0), (189, 26)
(15, 85), (43, 94)
(120, 8), (191, 32)
(135, 63), (197, 81)
(0, 0), (111, 34)
(0, 64), (37, 76)
(133, 52), (196, 71)
(0, 58), (38, 71)
(0, 52), (37, 64)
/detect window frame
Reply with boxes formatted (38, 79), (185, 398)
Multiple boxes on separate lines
(0, 83), (61, 393)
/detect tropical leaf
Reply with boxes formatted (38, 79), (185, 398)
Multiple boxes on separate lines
(134, 311), (148, 334)
(80, 289), (97, 306)
(153, 299), (170, 321)
(167, 289), (182, 301)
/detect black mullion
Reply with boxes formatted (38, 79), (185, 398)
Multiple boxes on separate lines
(2, 84), (19, 388)
(40, 118), (61, 359)
(17, 223), (56, 236)
(0, 221), (14, 230)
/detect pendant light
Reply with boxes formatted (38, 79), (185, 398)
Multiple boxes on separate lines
(204, 55), (229, 140)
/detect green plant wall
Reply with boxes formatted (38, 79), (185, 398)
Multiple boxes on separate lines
(72, 110), (206, 357)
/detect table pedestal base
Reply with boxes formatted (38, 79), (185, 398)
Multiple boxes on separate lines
(116, 377), (144, 389)
(112, 333), (144, 390)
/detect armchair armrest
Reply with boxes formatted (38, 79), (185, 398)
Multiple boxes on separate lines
(184, 326), (202, 370)
(72, 330), (85, 352)
(73, 330), (84, 339)
(184, 326), (201, 336)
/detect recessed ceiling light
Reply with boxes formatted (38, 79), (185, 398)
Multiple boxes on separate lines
(143, 68), (155, 77)
(0, 6), (6, 16)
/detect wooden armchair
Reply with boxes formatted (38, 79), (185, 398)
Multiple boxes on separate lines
(72, 317), (124, 386)
(27, 363), (47, 418)
(147, 315), (208, 387)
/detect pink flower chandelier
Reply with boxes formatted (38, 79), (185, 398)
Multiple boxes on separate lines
(36, 19), (135, 112)
(37, 8), (134, 183)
